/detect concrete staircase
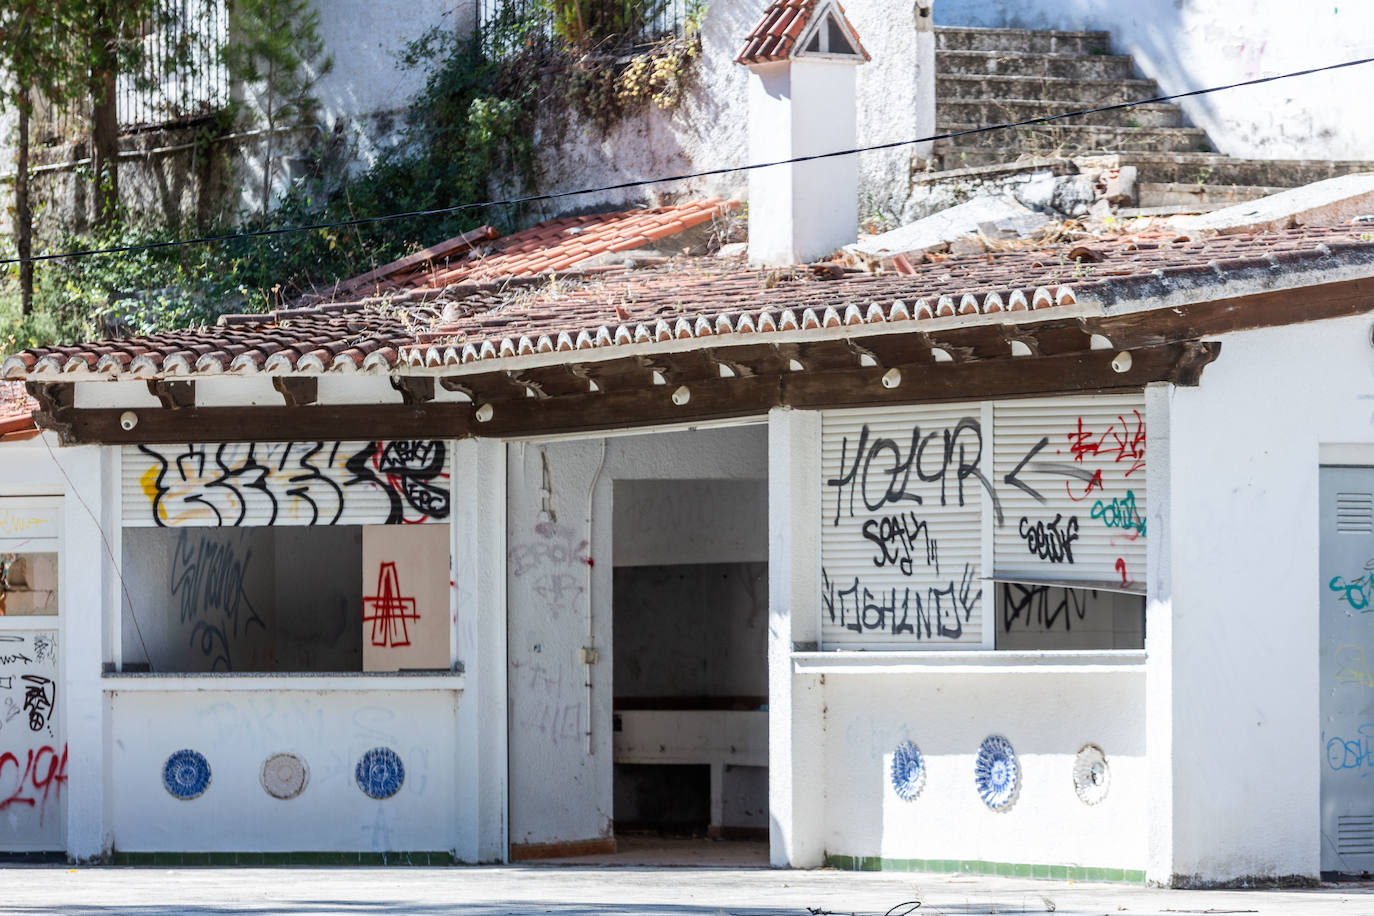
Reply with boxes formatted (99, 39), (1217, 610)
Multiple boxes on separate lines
(932, 26), (1372, 212)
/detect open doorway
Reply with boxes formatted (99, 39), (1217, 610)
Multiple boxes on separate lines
(610, 478), (769, 865)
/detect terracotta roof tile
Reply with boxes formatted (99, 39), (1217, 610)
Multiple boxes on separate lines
(0, 380), (38, 439)
(6, 225), (1374, 382)
(736, 0), (870, 65)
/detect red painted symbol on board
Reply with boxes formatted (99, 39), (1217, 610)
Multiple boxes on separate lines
(1115, 558), (1128, 587)
(362, 562), (419, 648)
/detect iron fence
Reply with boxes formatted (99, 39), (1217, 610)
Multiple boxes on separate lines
(478, 0), (695, 55)
(35, 0), (229, 144)
(118, 0), (230, 129)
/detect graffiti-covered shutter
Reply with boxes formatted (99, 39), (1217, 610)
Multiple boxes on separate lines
(120, 440), (452, 527)
(820, 404), (987, 650)
(992, 394), (1146, 591)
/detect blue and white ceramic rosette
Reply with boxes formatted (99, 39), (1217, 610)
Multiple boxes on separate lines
(974, 735), (1019, 810)
(162, 748), (212, 800)
(355, 747), (406, 799)
(890, 740), (926, 800)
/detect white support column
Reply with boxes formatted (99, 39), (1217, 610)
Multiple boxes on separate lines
(1144, 383), (1174, 885)
(58, 445), (110, 862)
(452, 437), (508, 863)
(767, 407), (825, 867)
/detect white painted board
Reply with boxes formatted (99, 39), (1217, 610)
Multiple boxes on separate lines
(362, 525), (451, 672)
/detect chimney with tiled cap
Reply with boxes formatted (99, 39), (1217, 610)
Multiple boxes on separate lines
(736, 0), (870, 266)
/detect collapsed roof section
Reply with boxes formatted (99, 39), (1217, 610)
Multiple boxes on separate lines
(5, 223), (1374, 383)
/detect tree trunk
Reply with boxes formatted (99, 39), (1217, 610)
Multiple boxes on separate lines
(90, 1), (120, 226)
(261, 61), (276, 224)
(16, 89), (33, 316)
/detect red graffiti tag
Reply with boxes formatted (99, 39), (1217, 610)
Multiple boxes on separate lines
(0, 744), (68, 826)
(1066, 467), (1104, 502)
(1115, 558), (1129, 587)
(1067, 412), (1146, 477)
(362, 563), (419, 648)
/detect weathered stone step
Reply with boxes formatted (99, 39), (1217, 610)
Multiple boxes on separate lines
(935, 26), (1113, 55)
(940, 99), (1182, 129)
(937, 49), (1137, 80)
(1120, 153), (1374, 188)
(1136, 181), (1286, 209)
(936, 123), (1210, 155)
(937, 74), (1161, 106)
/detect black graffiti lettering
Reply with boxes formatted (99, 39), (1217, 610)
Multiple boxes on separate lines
(21, 675), (53, 732)
(141, 440), (447, 527)
(828, 419), (1002, 524)
(861, 511), (939, 577)
(1001, 583), (1092, 633)
(827, 426), (869, 525)
(1017, 513), (1080, 564)
(170, 531), (267, 672)
(953, 418), (1003, 526)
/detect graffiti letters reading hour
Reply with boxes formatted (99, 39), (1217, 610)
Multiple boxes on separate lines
(823, 415), (991, 644)
(134, 440), (450, 527)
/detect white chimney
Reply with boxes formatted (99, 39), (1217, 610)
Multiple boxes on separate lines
(736, 1), (870, 267)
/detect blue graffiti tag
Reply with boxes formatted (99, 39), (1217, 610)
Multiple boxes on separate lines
(1090, 490), (1146, 538)
(1327, 724), (1374, 774)
(1330, 569), (1374, 611)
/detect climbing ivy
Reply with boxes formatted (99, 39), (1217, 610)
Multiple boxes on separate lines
(0, 2), (706, 354)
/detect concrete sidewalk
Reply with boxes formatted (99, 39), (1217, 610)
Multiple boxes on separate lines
(0, 865), (1371, 916)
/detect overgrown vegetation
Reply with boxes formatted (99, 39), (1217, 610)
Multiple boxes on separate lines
(0, 0), (706, 356)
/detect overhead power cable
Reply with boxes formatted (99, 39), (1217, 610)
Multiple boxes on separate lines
(3, 54), (1373, 268)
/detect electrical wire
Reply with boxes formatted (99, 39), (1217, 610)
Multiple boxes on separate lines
(2, 54), (1372, 268)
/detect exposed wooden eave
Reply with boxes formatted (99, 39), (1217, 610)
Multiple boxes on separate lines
(38, 341), (1219, 445)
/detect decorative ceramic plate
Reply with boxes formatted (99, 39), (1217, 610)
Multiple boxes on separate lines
(162, 749), (212, 800)
(974, 735), (1019, 810)
(890, 740), (926, 800)
(1073, 743), (1110, 805)
(356, 747), (405, 799)
(261, 752), (309, 800)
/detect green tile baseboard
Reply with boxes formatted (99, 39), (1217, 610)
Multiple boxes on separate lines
(825, 854), (1145, 884)
(112, 850), (456, 866)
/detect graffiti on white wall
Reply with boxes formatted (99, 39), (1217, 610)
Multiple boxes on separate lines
(124, 440), (451, 527)
(820, 395), (1146, 649)
(0, 630), (66, 849)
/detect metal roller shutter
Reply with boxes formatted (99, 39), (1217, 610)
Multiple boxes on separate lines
(121, 440), (452, 527)
(820, 404), (987, 650)
(992, 394), (1146, 591)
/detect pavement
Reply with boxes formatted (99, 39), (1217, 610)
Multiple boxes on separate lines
(0, 865), (1372, 916)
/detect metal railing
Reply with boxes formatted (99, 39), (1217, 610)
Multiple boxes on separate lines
(34, 0), (230, 144)
(478, 0), (695, 55)
(118, 0), (230, 129)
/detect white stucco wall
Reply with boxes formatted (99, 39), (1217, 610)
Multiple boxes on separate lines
(1154, 311), (1374, 883)
(937, 0), (1374, 161)
(314, 0), (478, 130)
(0, 436), (110, 861)
(505, 424), (768, 850)
(822, 669), (1147, 870)
(529, 0), (935, 221)
(106, 683), (460, 852)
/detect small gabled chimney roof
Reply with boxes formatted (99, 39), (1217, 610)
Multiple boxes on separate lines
(735, 0), (870, 65)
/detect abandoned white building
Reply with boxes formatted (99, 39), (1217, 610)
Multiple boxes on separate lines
(3, 0), (1374, 890)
